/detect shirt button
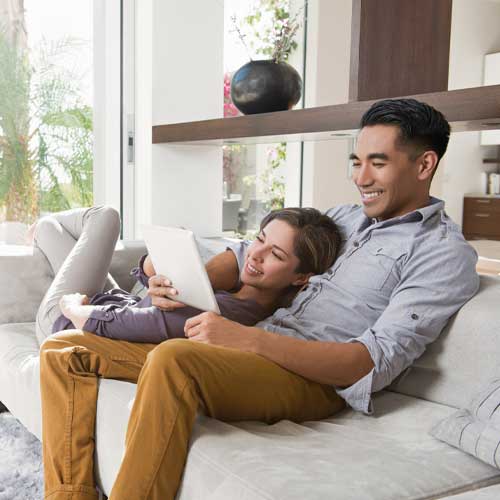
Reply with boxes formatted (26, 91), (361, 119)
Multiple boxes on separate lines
(411, 313), (419, 320)
(353, 241), (359, 248)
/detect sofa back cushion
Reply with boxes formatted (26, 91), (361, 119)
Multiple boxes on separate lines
(0, 242), (148, 325)
(388, 274), (500, 409)
(0, 237), (224, 326)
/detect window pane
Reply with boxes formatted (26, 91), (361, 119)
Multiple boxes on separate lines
(223, 0), (305, 238)
(0, 0), (93, 244)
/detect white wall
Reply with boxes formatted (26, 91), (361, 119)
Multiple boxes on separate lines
(135, 0), (224, 237)
(440, 0), (500, 226)
(302, 0), (358, 211)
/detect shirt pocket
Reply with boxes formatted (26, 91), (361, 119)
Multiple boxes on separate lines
(339, 242), (405, 291)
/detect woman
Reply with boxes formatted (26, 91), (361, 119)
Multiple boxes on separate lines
(38, 205), (342, 500)
(35, 205), (339, 345)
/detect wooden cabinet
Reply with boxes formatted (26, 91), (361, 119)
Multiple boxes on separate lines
(463, 196), (500, 240)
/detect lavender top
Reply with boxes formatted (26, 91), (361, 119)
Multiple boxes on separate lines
(52, 255), (268, 343)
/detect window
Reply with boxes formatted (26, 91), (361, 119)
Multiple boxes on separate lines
(0, 0), (130, 244)
(223, 0), (306, 238)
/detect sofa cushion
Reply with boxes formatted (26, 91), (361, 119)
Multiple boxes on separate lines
(1, 321), (499, 500)
(388, 275), (500, 409)
(439, 483), (500, 499)
(0, 246), (53, 325)
(430, 377), (500, 470)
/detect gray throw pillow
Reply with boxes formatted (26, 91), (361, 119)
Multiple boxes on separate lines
(430, 378), (500, 469)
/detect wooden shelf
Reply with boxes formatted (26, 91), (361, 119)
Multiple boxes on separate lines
(483, 159), (500, 164)
(152, 84), (500, 145)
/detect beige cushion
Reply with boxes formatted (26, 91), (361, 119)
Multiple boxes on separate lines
(1, 320), (498, 500)
(440, 483), (500, 499)
(389, 275), (500, 409)
(430, 377), (500, 469)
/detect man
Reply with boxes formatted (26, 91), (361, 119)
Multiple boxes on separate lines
(40, 98), (478, 500)
(150, 98), (479, 414)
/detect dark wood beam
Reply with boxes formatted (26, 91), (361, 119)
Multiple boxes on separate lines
(152, 85), (500, 145)
(349, 0), (452, 101)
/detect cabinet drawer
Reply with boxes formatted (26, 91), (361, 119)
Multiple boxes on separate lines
(463, 211), (500, 237)
(464, 197), (500, 214)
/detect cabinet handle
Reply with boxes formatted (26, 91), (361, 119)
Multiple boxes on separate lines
(474, 213), (491, 218)
(475, 199), (491, 204)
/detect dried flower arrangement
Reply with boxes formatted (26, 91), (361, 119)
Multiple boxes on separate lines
(230, 0), (307, 64)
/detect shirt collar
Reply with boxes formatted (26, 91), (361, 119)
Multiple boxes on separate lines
(414, 196), (445, 223)
(360, 196), (445, 230)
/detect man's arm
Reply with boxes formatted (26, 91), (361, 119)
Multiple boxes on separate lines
(184, 313), (374, 387)
(254, 329), (374, 387)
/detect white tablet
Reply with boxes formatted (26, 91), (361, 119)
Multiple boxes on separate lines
(141, 225), (221, 314)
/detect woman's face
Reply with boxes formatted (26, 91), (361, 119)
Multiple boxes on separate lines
(240, 219), (309, 291)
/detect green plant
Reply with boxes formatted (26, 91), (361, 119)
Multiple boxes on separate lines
(0, 30), (37, 222)
(0, 31), (93, 224)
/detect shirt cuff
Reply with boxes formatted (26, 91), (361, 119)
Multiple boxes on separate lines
(334, 328), (385, 415)
(335, 368), (374, 415)
(82, 306), (115, 333)
(130, 254), (150, 288)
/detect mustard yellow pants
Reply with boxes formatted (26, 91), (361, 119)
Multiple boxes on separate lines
(40, 331), (345, 500)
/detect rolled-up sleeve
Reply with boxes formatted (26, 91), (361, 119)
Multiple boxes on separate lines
(336, 237), (479, 414)
(83, 304), (170, 343)
(226, 240), (251, 287)
(130, 254), (150, 288)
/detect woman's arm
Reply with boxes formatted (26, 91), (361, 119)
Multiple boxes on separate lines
(59, 293), (195, 343)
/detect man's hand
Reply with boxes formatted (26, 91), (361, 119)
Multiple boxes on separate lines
(184, 312), (261, 352)
(147, 275), (187, 311)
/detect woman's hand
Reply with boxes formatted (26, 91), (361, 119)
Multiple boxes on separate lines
(184, 312), (261, 352)
(147, 275), (187, 311)
(142, 254), (156, 277)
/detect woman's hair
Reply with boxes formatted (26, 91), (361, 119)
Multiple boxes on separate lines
(259, 207), (340, 275)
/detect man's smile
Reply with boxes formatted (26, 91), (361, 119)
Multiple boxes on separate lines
(360, 190), (384, 203)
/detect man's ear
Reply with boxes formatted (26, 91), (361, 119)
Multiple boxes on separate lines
(417, 151), (439, 181)
(291, 272), (314, 287)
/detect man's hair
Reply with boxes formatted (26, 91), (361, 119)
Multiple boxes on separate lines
(360, 98), (451, 166)
(259, 207), (340, 275)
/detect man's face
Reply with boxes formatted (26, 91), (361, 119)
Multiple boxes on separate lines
(350, 124), (425, 221)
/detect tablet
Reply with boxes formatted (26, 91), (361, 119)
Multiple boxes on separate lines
(141, 224), (221, 314)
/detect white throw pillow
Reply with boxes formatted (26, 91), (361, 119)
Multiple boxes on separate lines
(430, 378), (500, 469)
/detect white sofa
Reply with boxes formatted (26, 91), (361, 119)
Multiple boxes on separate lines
(1, 241), (500, 500)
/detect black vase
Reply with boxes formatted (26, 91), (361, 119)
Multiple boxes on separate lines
(230, 60), (302, 115)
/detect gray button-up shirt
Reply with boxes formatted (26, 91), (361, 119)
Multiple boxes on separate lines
(229, 198), (479, 414)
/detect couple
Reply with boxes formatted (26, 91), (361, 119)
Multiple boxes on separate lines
(38, 98), (479, 500)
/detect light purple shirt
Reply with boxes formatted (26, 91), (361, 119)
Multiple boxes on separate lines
(53, 255), (268, 343)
